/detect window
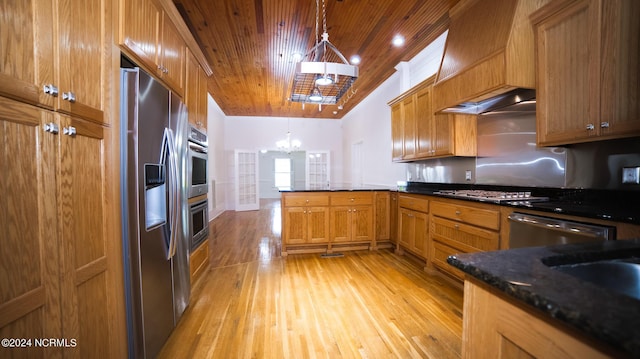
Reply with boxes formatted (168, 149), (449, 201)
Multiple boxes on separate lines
(274, 158), (291, 189)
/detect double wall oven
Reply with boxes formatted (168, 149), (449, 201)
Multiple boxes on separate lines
(188, 125), (209, 251)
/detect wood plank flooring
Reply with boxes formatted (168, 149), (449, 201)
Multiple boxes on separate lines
(158, 199), (463, 358)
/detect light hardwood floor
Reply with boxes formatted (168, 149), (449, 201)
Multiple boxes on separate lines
(159, 199), (463, 358)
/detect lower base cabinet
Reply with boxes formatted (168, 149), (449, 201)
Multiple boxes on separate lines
(463, 279), (620, 358)
(396, 195), (430, 259)
(190, 239), (210, 285)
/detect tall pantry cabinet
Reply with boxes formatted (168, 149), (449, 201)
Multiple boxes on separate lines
(0, 0), (125, 358)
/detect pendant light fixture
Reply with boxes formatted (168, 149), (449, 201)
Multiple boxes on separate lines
(276, 118), (301, 154)
(290, 0), (358, 106)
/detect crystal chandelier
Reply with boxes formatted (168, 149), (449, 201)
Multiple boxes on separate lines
(276, 119), (301, 153)
(289, 0), (358, 107)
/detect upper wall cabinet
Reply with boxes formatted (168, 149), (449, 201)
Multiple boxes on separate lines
(120, 0), (186, 96)
(186, 50), (208, 130)
(532, 0), (640, 146)
(0, 0), (111, 124)
(389, 77), (477, 163)
(432, 0), (550, 112)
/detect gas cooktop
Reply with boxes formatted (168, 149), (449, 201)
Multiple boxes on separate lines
(433, 190), (549, 204)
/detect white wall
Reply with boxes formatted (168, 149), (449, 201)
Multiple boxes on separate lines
(340, 31), (448, 186)
(207, 94), (227, 220)
(223, 116), (343, 209)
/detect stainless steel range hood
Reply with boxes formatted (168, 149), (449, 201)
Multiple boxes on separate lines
(439, 88), (536, 115)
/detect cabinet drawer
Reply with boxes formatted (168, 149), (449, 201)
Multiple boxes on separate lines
(398, 195), (429, 213)
(330, 192), (373, 206)
(283, 193), (330, 207)
(431, 217), (500, 252)
(431, 201), (499, 230)
(431, 240), (466, 280)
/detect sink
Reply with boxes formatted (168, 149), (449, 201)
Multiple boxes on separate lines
(552, 258), (640, 300)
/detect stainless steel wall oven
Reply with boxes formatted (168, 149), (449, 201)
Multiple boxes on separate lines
(187, 125), (208, 198)
(189, 199), (209, 251)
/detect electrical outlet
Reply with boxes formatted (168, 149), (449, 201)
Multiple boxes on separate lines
(622, 167), (640, 184)
(465, 170), (472, 181)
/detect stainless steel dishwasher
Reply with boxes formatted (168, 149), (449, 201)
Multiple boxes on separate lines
(508, 212), (616, 248)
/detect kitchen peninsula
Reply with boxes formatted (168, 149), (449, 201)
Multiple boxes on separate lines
(280, 185), (393, 256)
(448, 239), (640, 358)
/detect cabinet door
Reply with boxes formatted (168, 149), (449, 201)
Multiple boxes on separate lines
(390, 193), (398, 244)
(57, 115), (114, 358)
(186, 51), (199, 127)
(120, 0), (161, 70)
(535, 0), (601, 145)
(186, 50), (209, 130)
(391, 103), (404, 161)
(57, 0), (110, 124)
(159, 11), (186, 96)
(599, 0), (640, 138)
(308, 207), (329, 243)
(411, 211), (428, 258)
(375, 192), (391, 241)
(284, 207), (307, 244)
(398, 208), (414, 249)
(0, 99), (62, 357)
(433, 113), (454, 156)
(415, 86), (434, 158)
(196, 61), (209, 130)
(352, 206), (373, 242)
(0, 0), (55, 108)
(402, 96), (417, 160)
(330, 206), (351, 242)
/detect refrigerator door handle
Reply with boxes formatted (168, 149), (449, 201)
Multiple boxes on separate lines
(162, 127), (180, 260)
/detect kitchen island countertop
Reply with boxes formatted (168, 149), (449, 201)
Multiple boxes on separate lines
(279, 184), (395, 192)
(447, 239), (640, 357)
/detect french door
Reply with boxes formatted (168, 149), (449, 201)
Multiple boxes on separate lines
(234, 149), (259, 211)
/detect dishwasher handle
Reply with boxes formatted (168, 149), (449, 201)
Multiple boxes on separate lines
(508, 212), (615, 240)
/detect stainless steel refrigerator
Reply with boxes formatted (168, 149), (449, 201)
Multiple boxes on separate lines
(120, 67), (190, 359)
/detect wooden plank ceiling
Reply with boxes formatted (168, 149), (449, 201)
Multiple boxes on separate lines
(173, 0), (458, 119)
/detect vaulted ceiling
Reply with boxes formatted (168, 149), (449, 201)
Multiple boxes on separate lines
(173, 0), (458, 119)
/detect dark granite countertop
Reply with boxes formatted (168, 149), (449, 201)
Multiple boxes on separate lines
(279, 183), (395, 192)
(402, 182), (640, 225)
(447, 239), (640, 357)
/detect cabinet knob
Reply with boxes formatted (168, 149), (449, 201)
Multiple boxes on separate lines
(455, 210), (461, 215)
(63, 126), (76, 136)
(454, 224), (460, 229)
(62, 92), (76, 103)
(44, 122), (59, 134)
(600, 122), (610, 128)
(43, 84), (59, 96)
(586, 124), (595, 130)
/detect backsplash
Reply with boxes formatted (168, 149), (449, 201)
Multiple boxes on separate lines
(407, 112), (640, 191)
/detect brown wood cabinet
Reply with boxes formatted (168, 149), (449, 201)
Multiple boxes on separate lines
(374, 191), (391, 243)
(389, 192), (399, 244)
(430, 199), (501, 280)
(190, 239), (210, 285)
(389, 77), (477, 162)
(0, 0), (110, 125)
(532, 0), (640, 146)
(186, 50), (209, 130)
(397, 195), (430, 259)
(463, 279), (615, 358)
(330, 193), (374, 243)
(120, 0), (186, 95)
(281, 193), (330, 252)
(0, 97), (123, 358)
